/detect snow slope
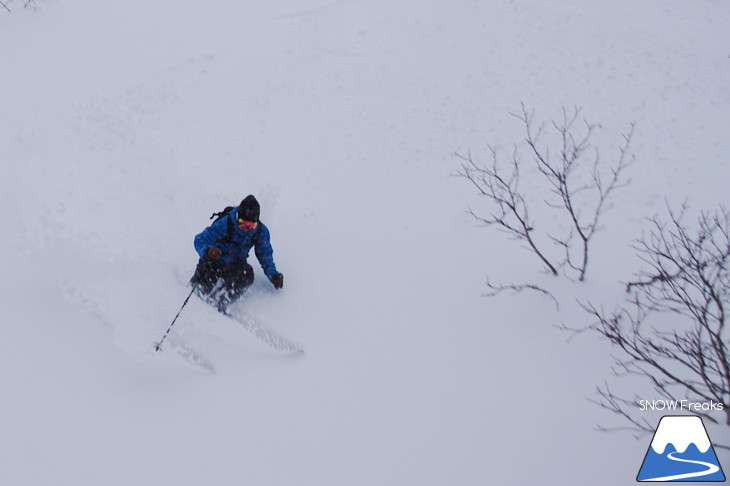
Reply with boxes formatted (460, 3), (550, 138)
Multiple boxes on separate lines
(1, 0), (729, 484)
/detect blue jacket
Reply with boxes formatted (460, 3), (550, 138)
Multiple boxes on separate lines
(194, 207), (279, 279)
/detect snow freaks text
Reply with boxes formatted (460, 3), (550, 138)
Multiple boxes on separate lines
(638, 400), (725, 412)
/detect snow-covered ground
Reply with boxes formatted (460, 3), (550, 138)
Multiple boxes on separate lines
(2, 0), (729, 484)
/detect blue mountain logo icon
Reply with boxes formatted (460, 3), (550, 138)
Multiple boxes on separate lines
(637, 415), (725, 482)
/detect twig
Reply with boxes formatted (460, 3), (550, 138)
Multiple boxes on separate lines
(484, 276), (560, 311)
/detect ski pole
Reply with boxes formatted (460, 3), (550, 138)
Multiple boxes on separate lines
(155, 283), (198, 352)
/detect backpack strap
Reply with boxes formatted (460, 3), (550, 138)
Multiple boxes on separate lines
(210, 207), (234, 221)
(222, 216), (236, 245)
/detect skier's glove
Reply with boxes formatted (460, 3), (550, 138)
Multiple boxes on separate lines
(205, 247), (223, 261)
(270, 273), (284, 290)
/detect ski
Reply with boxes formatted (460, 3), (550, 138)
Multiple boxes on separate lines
(196, 283), (303, 354)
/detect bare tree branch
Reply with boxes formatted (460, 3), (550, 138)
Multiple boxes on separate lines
(483, 276), (560, 311)
(514, 103), (635, 281)
(590, 383), (655, 438)
(454, 146), (559, 276)
(1, 0), (45, 12)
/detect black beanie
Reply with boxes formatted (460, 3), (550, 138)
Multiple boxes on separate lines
(238, 195), (260, 222)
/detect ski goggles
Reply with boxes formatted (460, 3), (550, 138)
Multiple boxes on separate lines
(238, 218), (258, 231)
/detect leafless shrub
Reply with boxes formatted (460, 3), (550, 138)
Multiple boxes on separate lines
(456, 104), (634, 282)
(586, 204), (730, 448)
(519, 105), (635, 281)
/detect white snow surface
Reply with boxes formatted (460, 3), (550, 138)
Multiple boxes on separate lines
(1, 0), (729, 485)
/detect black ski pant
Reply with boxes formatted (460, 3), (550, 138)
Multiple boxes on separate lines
(190, 258), (254, 310)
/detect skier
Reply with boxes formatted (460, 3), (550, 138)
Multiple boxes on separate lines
(190, 195), (284, 311)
